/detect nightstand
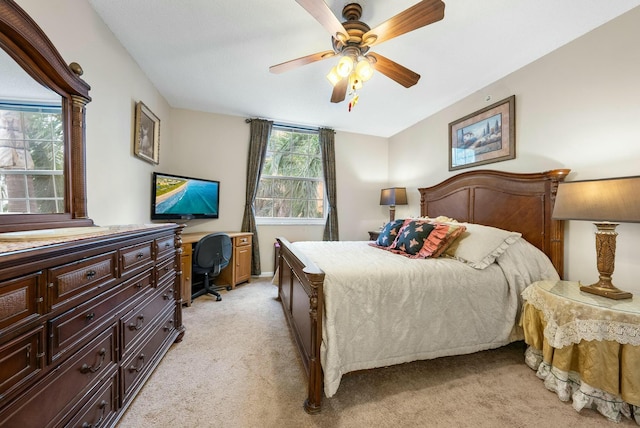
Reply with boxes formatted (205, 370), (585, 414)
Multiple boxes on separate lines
(368, 231), (380, 241)
(521, 280), (640, 422)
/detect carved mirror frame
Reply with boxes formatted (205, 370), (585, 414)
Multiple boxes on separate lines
(0, 0), (93, 233)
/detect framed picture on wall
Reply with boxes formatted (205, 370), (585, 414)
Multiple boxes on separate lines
(449, 95), (515, 171)
(134, 101), (160, 164)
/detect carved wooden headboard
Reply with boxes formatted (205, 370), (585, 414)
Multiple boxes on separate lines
(418, 169), (570, 277)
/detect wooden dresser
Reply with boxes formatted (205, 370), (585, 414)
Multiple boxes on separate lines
(0, 224), (184, 428)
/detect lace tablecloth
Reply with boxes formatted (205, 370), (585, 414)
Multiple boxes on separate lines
(521, 280), (640, 424)
(521, 280), (640, 348)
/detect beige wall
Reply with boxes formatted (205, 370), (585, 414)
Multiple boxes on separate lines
(16, 0), (389, 275)
(389, 7), (640, 293)
(167, 112), (389, 274)
(18, 0), (173, 226)
(15, 0), (640, 291)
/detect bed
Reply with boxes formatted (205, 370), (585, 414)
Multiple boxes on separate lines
(276, 169), (570, 413)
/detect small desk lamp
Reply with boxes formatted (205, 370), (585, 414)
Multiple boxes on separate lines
(552, 176), (640, 300)
(380, 187), (408, 222)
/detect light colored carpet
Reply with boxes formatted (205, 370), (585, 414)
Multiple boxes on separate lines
(116, 279), (634, 428)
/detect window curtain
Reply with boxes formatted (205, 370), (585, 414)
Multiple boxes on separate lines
(320, 127), (339, 241)
(241, 118), (273, 275)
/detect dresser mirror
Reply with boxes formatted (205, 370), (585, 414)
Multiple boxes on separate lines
(0, 0), (93, 233)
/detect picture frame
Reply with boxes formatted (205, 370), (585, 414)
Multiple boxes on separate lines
(449, 95), (515, 171)
(134, 101), (160, 164)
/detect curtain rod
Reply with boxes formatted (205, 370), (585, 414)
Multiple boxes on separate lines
(245, 117), (320, 133)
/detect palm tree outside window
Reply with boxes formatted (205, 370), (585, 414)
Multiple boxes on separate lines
(255, 126), (325, 222)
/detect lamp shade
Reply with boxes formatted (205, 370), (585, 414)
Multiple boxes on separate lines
(380, 187), (408, 206)
(552, 176), (640, 223)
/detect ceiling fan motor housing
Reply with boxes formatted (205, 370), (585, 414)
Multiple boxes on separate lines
(331, 3), (371, 56)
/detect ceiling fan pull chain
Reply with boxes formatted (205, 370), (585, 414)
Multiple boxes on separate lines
(348, 93), (359, 112)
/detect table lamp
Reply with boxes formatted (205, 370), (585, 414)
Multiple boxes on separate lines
(552, 176), (640, 299)
(380, 187), (408, 222)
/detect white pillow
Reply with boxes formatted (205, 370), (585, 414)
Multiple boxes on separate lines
(444, 223), (521, 269)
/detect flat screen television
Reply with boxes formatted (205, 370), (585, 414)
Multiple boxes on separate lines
(151, 172), (220, 220)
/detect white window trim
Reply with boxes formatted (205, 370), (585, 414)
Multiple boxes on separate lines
(255, 216), (326, 226)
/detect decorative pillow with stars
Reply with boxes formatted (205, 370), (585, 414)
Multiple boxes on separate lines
(375, 219), (405, 247)
(389, 219), (436, 256)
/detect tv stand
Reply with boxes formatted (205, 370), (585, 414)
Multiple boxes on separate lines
(180, 232), (252, 306)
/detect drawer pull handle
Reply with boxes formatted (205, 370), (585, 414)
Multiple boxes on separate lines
(164, 242), (171, 248)
(135, 282), (143, 289)
(163, 292), (171, 300)
(129, 353), (145, 373)
(80, 348), (106, 374)
(128, 315), (145, 331)
(163, 319), (174, 332)
(81, 400), (107, 428)
(86, 270), (96, 279)
(86, 312), (95, 321)
(164, 266), (170, 272)
(136, 252), (144, 259)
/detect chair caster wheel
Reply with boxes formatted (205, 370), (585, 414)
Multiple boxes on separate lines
(226, 286), (232, 291)
(216, 295), (222, 302)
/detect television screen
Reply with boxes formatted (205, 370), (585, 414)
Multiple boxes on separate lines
(151, 172), (220, 220)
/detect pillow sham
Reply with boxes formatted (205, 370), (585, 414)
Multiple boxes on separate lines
(375, 219), (405, 247)
(424, 222), (467, 258)
(444, 223), (521, 269)
(390, 219), (435, 256)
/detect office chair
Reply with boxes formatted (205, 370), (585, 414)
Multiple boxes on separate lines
(191, 232), (232, 301)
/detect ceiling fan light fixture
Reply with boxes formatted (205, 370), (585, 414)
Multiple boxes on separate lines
(326, 66), (341, 86)
(336, 55), (354, 77)
(355, 58), (374, 82)
(348, 72), (363, 91)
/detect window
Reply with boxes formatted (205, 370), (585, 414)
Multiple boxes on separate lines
(255, 126), (324, 223)
(0, 103), (64, 214)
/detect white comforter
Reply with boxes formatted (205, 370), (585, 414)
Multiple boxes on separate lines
(291, 238), (560, 397)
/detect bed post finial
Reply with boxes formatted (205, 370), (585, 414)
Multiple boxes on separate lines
(547, 169), (570, 278)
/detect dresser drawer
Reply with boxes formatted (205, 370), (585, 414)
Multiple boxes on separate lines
(49, 270), (153, 364)
(0, 272), (44, 334)
(0, 325), (117, 428)
(0, 326), (45, 406)
(235, 234), (251, 247)
(66, 370), (118, 428)
(155, 255), (175, 286)
(48, 252), (118, 312)
(121, 281), (175, 356)
(120, 241), (154, 276)
(155, 235), (175, 260)
(121, 308), (175, 402)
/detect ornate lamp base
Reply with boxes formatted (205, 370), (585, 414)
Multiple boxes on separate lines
(581, 222), (633, 300)
(580, 283), (633, 300)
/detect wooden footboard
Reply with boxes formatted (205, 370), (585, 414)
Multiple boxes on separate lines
(275, 237), (324, 414)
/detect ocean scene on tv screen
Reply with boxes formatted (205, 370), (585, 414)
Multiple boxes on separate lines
(155, 175), (218, 215)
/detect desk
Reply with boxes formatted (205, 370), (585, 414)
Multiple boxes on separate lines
(181, 232), (252, 306)
(521, 280), (640, 424)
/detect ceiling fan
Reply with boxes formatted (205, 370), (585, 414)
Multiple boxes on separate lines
(269, 0), (445, 108)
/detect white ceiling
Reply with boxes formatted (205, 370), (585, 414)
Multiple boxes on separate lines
(87, 0), (640, 138)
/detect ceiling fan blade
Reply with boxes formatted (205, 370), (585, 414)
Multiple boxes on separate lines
(330, 78), (348, 103)
(369, 53), (420, 88)
(362, 0), (445, 47)
(269, 50), (335, 74)
(296, 0), (349, 42)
